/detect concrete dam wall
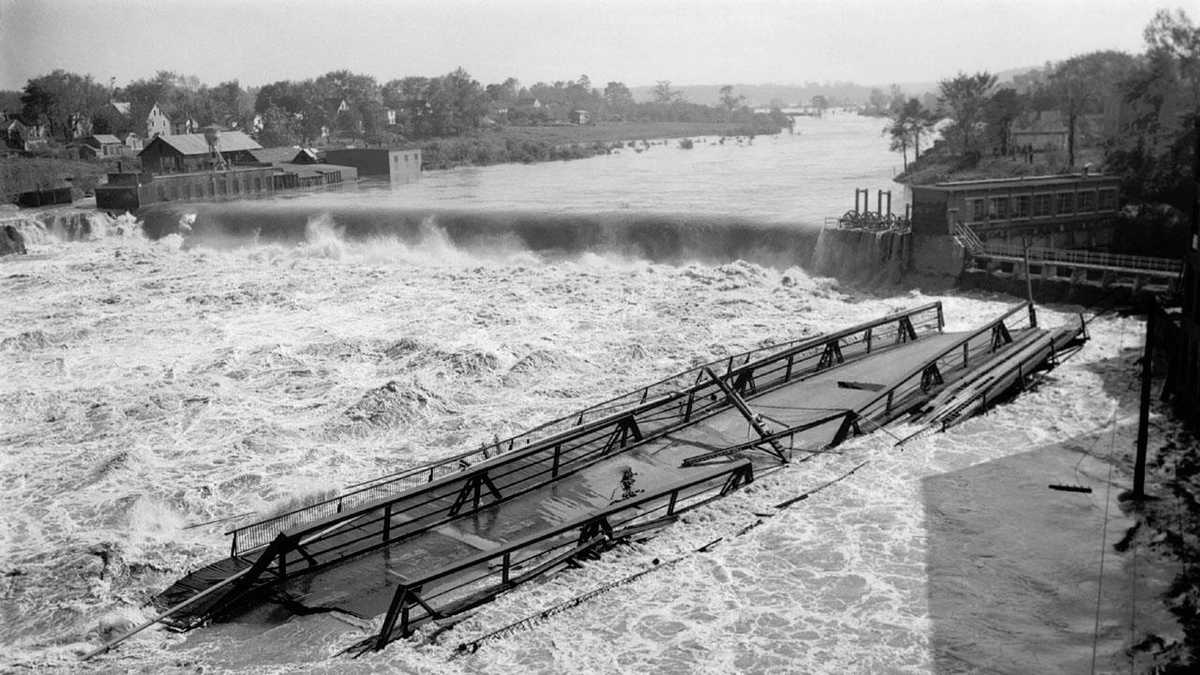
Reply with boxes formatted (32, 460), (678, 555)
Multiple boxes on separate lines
(811, 227), (911, 286)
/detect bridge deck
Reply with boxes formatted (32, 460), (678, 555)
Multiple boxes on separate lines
(237, 330), (995, 621)
(145, 302), (1074, 654)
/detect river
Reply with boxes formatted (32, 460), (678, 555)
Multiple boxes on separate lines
(0, 114), (1171, 673)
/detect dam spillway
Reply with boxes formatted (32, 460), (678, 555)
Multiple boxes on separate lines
(137, 202), (826, 269)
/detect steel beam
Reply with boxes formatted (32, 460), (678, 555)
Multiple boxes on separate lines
(703, 367), (788, 462)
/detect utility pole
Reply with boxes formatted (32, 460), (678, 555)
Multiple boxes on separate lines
(1022, 236), (1037, 328)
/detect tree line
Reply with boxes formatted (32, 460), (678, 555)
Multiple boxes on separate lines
(883, 8), (1198, 209)
(4, 67), (787, 149)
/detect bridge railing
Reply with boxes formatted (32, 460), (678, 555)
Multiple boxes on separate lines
(369, 460), (755, 650)
(981, 243), (1183, 274)
(856, 302), (1035, 425)
(226, 302), (946, 556)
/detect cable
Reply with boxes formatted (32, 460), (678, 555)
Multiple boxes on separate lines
(452, 460), (866, 657)
(1089, 315), (1128, 674)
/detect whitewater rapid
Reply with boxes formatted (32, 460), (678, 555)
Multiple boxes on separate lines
(0, 213), (1173, 673)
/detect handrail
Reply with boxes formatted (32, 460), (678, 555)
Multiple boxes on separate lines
(246, 302), (940, 550)
(956, 219), (1182, 275)
(856, 302), (1032, 419)
(372, 460), (754, 647)
(225, 302), (944, 553)
(387, 461), (749, 593)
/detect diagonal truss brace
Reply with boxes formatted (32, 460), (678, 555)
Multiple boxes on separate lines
(448, 472), (503, 517)
(702, 367), (788, 462)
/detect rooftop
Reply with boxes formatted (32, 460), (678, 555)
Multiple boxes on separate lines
(924, 173), (1118, 190)
(249, 146), (305, 164)
(143, 131), (263, 156)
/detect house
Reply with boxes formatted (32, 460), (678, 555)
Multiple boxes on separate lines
(110, 101), (132, 116)
(515, 97), (542, 109)
(138, 130), (262, 174)
(569, 109), (591, 125)
(386, 108), (397, 126)
(322, 148), (420, 183)
(119, 132), (143, 153)
(145, 102), (171, 138)
(172, 114), (199, 135)
(1009, 111), (1069, 153)
(3, 119), (49, 151)
(67, 112), (93, 140)
(77, 134), (124, 159)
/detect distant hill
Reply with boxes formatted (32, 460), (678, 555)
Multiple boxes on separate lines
(630, 82), (939, 107)
(629, 67), (1043, 108)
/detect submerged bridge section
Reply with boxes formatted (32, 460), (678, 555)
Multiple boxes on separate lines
(128, 301), (1084, 657)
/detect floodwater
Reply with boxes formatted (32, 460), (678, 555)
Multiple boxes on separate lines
(0, 115), (1177, 673)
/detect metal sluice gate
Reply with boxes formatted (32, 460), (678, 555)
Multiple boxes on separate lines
(87, 300), (1087, 658)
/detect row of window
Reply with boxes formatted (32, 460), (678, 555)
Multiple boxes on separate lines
(968, 189), (1117, 222)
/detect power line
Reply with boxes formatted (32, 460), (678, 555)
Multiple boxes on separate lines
(1090, 316), (1128, 674)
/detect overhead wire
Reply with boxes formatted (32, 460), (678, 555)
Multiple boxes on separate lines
(1089, 314), (1129, 674)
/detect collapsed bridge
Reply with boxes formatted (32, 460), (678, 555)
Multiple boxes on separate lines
(90, 301), (1087, 658)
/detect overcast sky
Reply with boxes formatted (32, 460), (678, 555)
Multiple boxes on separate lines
(0, 0), (1170, 91)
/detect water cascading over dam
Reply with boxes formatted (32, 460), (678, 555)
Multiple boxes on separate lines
(137, 202), (826, 269)
(809, 227), (911, 285)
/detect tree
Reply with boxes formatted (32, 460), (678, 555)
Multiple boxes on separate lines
(1046, 51), (1137, 167)
(1144, 8), (1200, 104)
(425, 68), (486, 136)
(886, 118), (911, 172)
(0, 90), (22, 114)
(1106, 9), (1200, 204)
(937, 71), (998, 155)
(652, 80), (682, 104)
(604, 81), (634, 111)
(984, 88), (1024, 156)
(885, 97), (934, 171)
(257, 105), (300, 146)
(867, 87), (887, 115)
(485, 77), (520, 106)
(20, 70), (108, 140)
(718, 85), (745, 113)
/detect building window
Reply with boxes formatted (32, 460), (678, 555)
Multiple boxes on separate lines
(989, 197), (1009, 219)
(1078, 191), (1096, 212)
(1056, 192), (1075, 214)
(971, 199), (987, 221)
(1098, 189), (1117, 211)
(1014, 195), (1031, 218)
(1032, 193), (1053, 217)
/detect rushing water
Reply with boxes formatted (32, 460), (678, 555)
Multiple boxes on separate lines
(0, 114), (1175, 673)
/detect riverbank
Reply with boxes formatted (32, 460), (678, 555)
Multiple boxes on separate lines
(1121, 393), (1200, 670)
(418, 120), (787, 170)
(0, 156), (113, 203)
